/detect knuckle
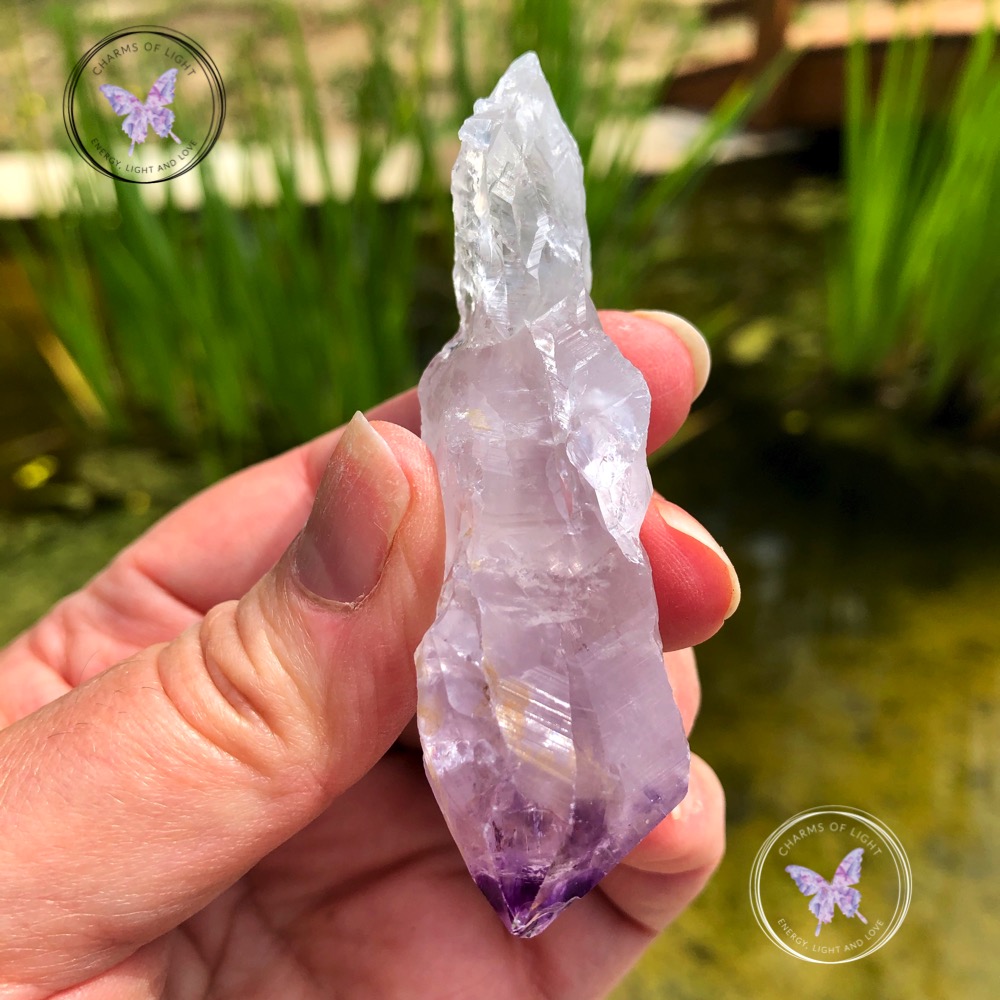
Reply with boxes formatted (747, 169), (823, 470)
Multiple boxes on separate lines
(156, 597), (324, 785)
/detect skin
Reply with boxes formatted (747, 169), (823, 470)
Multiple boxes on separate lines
(0, 311), (734, 1000)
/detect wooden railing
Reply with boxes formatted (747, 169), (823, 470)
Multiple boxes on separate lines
(749, 0), (798, 125)
(751, 0), (798, 69)
(668, 1), (988, 128)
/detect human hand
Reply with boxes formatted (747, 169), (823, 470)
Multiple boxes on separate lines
(0, 310), (738, 1000)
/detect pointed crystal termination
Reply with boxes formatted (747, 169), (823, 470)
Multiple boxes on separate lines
(415, 52), (690, 938)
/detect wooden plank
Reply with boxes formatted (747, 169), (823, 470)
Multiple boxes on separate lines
(664, 0), (991, 129)
(751, 0), (799, 127)
(664, 33), (978, 128)
(753, 0), (798, 66)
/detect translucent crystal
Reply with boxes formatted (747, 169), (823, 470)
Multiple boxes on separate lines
(415, 52), (690, 938)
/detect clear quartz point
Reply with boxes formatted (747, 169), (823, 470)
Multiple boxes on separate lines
(415, 51), (690, 938)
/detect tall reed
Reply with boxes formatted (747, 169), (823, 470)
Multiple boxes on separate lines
(11, 0), (775, 466)
(828, 20), (1000, 416)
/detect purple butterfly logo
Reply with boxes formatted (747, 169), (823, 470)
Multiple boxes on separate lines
(99, 68), (182, 157)
(785, 847), (868, 937)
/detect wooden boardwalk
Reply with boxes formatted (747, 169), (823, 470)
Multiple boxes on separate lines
(666, 0), (995, 127)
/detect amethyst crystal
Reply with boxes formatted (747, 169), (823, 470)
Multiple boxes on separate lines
(414, 52), (690, 938)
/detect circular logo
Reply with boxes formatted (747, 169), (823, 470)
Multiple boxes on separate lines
(749, 805), (912, 964)
(63, 25), (225, 183)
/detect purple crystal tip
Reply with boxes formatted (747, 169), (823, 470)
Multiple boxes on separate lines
(414, 50), (691, 938)
(475, 867), (606, 938)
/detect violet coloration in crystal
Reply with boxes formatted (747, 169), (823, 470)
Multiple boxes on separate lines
(415, 52), (690, 938)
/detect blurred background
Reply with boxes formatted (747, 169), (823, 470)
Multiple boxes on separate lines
(1, 1), (998, 996)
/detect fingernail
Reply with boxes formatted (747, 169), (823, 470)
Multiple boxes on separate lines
(633, 310), (711, 400)
(657, 501), (741, 619)
(294, 413), (411, 604)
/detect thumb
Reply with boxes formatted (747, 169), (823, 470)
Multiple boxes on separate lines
(0, 414), (444, 992)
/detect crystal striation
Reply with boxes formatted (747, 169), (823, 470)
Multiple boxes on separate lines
(415, 52), (690, 938)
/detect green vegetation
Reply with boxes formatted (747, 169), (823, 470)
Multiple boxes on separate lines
(7, 0), (770, 468)
(13, 3), (435, 469)
(8, 0), (998, 472)
(828, 21), (1000, 419)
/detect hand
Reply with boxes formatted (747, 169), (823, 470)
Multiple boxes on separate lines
(0, 310), (738, 1000)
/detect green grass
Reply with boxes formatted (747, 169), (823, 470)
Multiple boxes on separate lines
(827, 18), (1000, 417)
(14, 2), (429, 470)
(8, 0), (779, 467)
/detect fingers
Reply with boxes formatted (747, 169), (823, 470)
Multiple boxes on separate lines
(0, 417), (446, 994)
(603, 310), (706, 450)
(50, 310), (705, 632)
(617, 755), (726, 879)
(526, 755), (725, 999)
(664, 646), (701, 735)
(631, 310), (711, 401)
(6, 309), (712, 700)
(593, 755), (725, 935)
(641, 495), (740, 651)
(596, 754), (725, 929)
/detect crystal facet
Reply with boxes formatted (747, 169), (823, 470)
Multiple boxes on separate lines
(415, 52), (690, 938)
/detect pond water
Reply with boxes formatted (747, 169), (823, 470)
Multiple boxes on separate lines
(614, 158), (1000, 997)
(616, 412), (1000, 998)
(1, 156), (998, 996)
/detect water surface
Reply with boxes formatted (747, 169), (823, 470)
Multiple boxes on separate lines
(616, 415), (1000, 998)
